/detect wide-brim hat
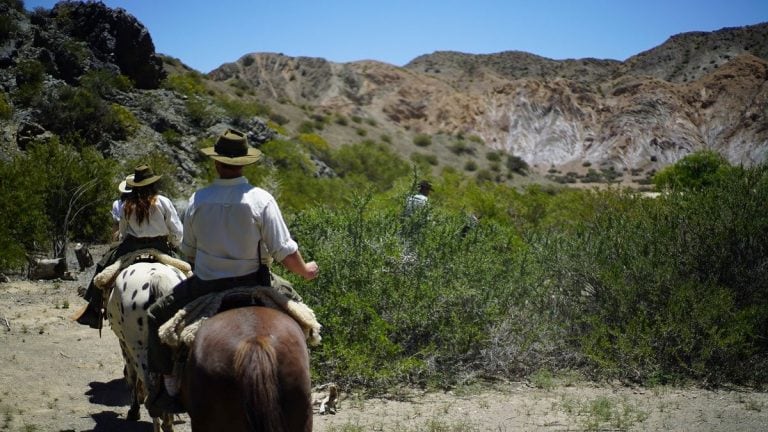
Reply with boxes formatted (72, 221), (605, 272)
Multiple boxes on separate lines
(127, 165), (162, 187)
(200, 128), (262, 166)
(117, 174), (135, 193)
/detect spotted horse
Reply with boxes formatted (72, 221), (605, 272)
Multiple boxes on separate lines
(95, 249), (190, 432)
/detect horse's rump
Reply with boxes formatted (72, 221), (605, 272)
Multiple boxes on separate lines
(105, 260), (187, 429)
(182, 306), (312, 432)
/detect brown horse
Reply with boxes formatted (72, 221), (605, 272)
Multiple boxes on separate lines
(180, 306), (312, 432)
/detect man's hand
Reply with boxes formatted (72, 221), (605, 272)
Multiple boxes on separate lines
(282, 252), (319, 280)
(303, 261), (319, 280)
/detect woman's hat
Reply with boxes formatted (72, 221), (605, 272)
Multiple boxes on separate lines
(117, 174), (135, 193)
(200, 129), (262, 166)
(127, 165), (162, 187)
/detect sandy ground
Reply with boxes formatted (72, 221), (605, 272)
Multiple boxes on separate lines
(1, 252), (766, 431)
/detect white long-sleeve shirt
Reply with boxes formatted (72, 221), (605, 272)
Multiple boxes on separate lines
(181, 176), (298, 281)
(111, 199), (123, 223)
(118, 194), (183, 246)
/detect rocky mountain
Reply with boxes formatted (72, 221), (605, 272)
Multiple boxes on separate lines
(210, 22), (768, 174)
(0, 1), (276, 195)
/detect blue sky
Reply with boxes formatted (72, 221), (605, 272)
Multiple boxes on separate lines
(25, 0), (768, 73)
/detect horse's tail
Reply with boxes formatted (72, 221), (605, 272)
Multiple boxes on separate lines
(234, 336), (286, 432)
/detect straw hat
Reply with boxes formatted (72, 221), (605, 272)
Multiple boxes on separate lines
(200, 129), (262, 166)
(126, 165), (162, 187)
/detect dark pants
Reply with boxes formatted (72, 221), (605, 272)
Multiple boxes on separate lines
(147, 267), (302, 375)
(81, 236), (173, 312)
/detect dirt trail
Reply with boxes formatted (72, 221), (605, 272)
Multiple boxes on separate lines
(0, 261), (766, 431)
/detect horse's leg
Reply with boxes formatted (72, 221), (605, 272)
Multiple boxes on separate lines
(161, 413), (174, 432)
(126, 385), (142, 421)
(119, 343), (142, 421)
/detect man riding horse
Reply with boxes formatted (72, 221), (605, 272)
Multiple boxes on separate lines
(145, 128), (319, 416)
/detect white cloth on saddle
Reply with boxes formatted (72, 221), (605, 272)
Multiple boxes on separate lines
(93, 248), (192, 290)
(158, 286), (322, 348)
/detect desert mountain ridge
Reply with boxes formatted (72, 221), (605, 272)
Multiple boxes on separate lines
(209, 21), (768, 173)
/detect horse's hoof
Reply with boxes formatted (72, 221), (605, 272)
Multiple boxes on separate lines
(126, 406), (141, 421)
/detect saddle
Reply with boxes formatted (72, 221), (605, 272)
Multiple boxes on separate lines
(158, 285), (323, 349)
(93, 248), (192, 291)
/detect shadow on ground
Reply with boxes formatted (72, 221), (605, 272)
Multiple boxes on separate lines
(79, 379), (188, 431)
(86, 378), (132, 407)
(87, 411), (154, 432)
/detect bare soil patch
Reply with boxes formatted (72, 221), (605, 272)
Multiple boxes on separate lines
(1, 253), (766, 431)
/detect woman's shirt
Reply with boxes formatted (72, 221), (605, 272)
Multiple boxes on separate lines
(118, 194), (183, 247)
(110, 199), (123, 223)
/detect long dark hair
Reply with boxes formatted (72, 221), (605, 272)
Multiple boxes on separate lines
(123, 183), (158, 225)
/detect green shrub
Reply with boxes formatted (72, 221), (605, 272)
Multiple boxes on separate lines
(463, 160), (478, 171)
(410, 152), (438, 167)
(38, 86), (128, 146)
(334, 115), (348, 126)
(292, 199), (525, 387)
(163, 72), (207, 96)
(330, 140), (410, 191)
(538, 169), (768, 383)
(475, 169), (494, 183)
(297, 133), (331, 160)
(653, 150), (733, 190)
(506, 154), (529, 175)
(110, 104), (139, 139)
(161, 129), (182, 145)
(216, 97), (269, 122)
(486, 151), (501, 162)
(268, 112), (289, 125)
(413, 133), (432, 147)
(0, 91), (11, 119)
(185, 97), (212, 127)
(260, 139), (314, 173)
(13, 59), (45, 105)
(297, 120), (315, 134)
(283, 164), (768, 389)
(0, 137), (117, 270)
(468, 135), (484, 145)
(449, 140), (476, 156)
(0, 13), (20, 42)
(79, 69), (134, 97)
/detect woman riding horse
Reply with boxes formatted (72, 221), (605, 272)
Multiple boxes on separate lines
(74, 165), (183, 329)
